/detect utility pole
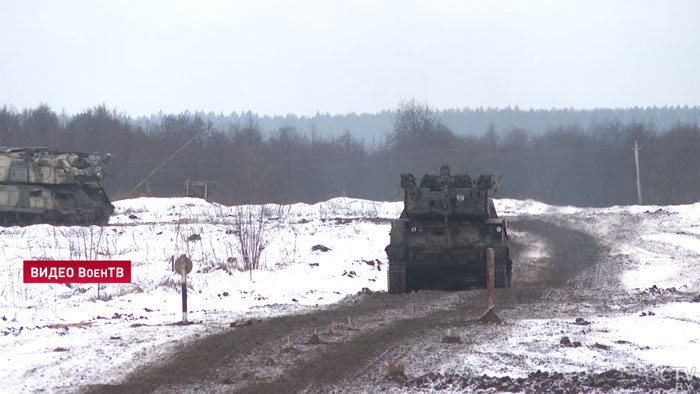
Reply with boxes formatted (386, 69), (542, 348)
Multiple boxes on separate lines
(634, 140), (643, 205)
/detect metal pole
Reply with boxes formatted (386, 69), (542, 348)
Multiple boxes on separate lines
(486, 248), (495, 310)
(181, 265), (188, 323)
(634, 140), (643, 205)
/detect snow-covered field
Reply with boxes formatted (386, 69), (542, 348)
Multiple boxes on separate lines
(1, 197), (699, 393)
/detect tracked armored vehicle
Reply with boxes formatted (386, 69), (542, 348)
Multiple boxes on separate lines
(0, 147), (113, 225)
(385, 165), (512, 293)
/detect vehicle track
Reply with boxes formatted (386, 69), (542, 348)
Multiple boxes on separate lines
(81, 218), (602, 394)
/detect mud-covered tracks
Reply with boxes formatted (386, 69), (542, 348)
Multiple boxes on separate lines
(81, 218), (604, 394)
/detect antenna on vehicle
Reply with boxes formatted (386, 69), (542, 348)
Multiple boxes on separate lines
(127, 123), (212, 197)
(493, 174), (502, 195)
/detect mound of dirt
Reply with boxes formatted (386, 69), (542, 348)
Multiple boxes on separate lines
(478, 308), (503, 324)
(402, 369), (700, 393)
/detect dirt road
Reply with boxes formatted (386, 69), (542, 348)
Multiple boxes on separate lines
(81, 218), (697, 393)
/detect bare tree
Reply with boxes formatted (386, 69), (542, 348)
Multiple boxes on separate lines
(222, 203), (288, 279)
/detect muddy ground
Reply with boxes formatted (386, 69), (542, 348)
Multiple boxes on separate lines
(81, 217), (697, 394)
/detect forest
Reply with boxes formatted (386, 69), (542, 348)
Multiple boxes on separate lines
(0, 101), (699, 207)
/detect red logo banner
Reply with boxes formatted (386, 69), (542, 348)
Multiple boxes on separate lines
(23, 260), (132, 283)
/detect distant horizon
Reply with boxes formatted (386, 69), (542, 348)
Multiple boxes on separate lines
(5, 102), (700, 119)
(5, 103), (699, 140)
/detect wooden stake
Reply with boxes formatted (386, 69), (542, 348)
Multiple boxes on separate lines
(486, 248), (495, 310)
(287, 335), (291, 349)
(347, 315), (352, 329)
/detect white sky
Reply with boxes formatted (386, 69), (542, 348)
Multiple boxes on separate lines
(1, 0), (699, 116)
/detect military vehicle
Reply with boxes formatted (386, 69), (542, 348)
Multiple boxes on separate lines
(0, 147), (113, 225)
(385, 165), (512, 293)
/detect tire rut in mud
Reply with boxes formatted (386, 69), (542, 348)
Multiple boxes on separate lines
(508, 218), (602, 289)
(81, 218), (603, 394)
(234, 294), (484, 394)
(80, 291), (453, 394)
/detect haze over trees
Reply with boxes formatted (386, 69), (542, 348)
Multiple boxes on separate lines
(1, 102), (699, 207)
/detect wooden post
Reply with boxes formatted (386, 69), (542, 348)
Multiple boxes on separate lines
(486, 247), (495, 310)
(174, 255), (192, 324)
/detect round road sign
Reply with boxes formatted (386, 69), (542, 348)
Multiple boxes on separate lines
(175, 255), (193, 275)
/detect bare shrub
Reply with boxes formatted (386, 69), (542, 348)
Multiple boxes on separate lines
(222, 203), (288, 276)
(62, 226), (108, 260)
(157, 276), (193, 292)
(277, 225), (299, 268)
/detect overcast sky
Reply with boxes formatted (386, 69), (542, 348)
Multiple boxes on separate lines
(1, 0), (699, 117)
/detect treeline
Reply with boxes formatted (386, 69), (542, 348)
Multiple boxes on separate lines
(1, 102), (699, 207)
(136, 105), (700, 142)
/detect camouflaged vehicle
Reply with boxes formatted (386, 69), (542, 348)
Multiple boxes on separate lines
(385, 165), (512, 293)
(0, 147), (113, 225)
